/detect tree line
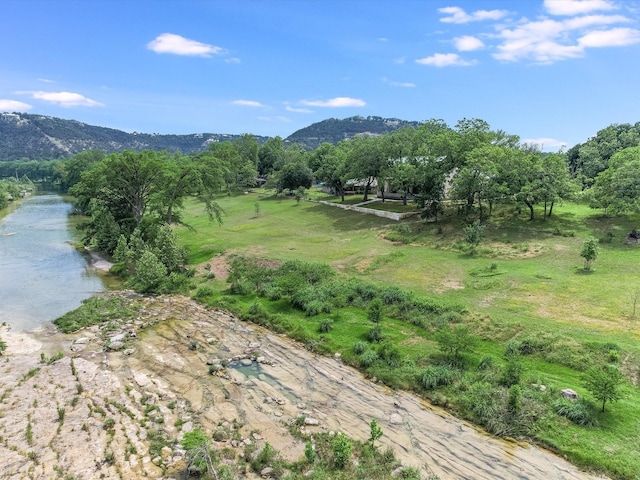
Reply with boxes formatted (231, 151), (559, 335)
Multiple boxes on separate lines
(8, 117), (637, 292)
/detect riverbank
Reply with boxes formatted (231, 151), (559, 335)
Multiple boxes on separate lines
(0, 293), (609, 480)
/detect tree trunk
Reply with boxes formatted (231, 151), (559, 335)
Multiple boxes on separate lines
(543, 200), (547, 220)
(403, 189), (408, 206)
(525, 200), (534, 221)
(548, 200), (555, 217)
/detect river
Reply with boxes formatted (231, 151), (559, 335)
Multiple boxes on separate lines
(0, 194), (106, 331)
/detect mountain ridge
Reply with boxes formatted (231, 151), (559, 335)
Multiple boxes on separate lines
(0, 112), (422, 161)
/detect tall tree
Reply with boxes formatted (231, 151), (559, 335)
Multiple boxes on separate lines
(589, 146), (640, 215)
(313, 142), (348, 201)
(584, 364), (626, 412)
(346, 134), (388, 201)
(258, 136), (285, 176)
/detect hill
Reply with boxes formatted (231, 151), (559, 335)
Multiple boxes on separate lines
(0, 112), (269, 161)
(0, 112), (424, 160)
(284, 115), (423, 149)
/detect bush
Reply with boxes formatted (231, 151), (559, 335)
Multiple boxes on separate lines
(554, 398), (599, 427)
(353, 340), (368, 355)
(367, 297), (383, 323)
(318, 319), (334, 333)
(500, 358), (523, 387)
(332, 433), (352, 469)
(229, 280), (252, 295)
(378, 342), (402, 368)
(420, 365), (459, 390)
(127, 250), (167, 294)
(359, 349), (379, 367)
(194, 286), (215, 299)
(368, 325), (384, 343)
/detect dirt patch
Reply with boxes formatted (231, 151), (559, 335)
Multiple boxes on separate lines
(433, 277), (465, 293)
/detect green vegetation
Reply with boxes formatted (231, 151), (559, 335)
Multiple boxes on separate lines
(54, 295), (134, 333)
(172, 191), (640, 480)
(42, 117), (640, 479)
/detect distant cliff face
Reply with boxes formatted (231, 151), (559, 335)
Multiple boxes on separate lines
(284, 115), (423, 150)
(0, 112), (422, 161)
(0, 112), (269, 161)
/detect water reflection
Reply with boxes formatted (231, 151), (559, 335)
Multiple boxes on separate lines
(0, 194), (105, 331)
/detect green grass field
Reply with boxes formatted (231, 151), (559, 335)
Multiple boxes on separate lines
(177, 191), (640, 479)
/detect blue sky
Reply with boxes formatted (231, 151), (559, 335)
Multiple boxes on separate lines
(2, 0), (640, 150)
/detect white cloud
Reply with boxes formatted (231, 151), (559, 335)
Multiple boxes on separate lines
(521, 137), (567, 150)
(0, 99), (32, 111)
(544, 0), (616, 16)
(258, 116), (291, 122)
(285, 105), (314, 113)
(37, 78), (55, 83)
(232, 100), (266, 107)
(579, 27), (640, 47)
(147, 33), (224, 57)
(225, 57), (241, 64)
(492, 12), (638, 63)
(299, 97), (366, 107)
(438, 6), (509, 24)
(415, 53), (475, 67)
(382, 77), (416, 87)
(17, 91), (103, 107)
(453, 35), (485, 51)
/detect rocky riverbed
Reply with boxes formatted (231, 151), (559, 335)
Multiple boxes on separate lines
(0, 293), (608, 479)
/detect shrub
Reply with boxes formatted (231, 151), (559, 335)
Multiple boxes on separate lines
(420, 365), (459, 390)
(554, 398), (599, 427)
(0, 338), (7, 356)
(368, 325), (383, 343)
(318, 319), (334, 333)
(251, 442), (279, 473)
(367, 297), (383, 323)
(332, 433), (352, 469)
(380, 286), (408, 305)
(194, 286), (215, 299)
(359, 350), (379, 367)
(353, 340), (368, 355)
(478, 355), (495, 371)
(304, 440), (316, 464)
(378, 342), (402, 368)
(500, 358), (523, 387)
(229, 280), (252, 295)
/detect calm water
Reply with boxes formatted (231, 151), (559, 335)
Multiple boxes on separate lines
(0, 194), (106, 331)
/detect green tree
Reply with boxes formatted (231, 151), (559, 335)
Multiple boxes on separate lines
(258, 136), (285, 176)
(346, 134), (388, 201)
(369, 418), (383, 445)
(128, 250), (167, 294)
(181, 429), (215, 477)
(463, 220), (485, 247)
(313, 142), (349, 202)
(589, 146), (640, 215)
(278, 160), (313, 192)
(0, 337), (7, 355)
(367, 297), (383, 323)
(580, 238), (599, 271)
(584, 364), (626, 412)
(435, 324), (477, 362)
(332, 432), (352, 469)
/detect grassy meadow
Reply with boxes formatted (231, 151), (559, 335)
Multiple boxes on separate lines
(176, 189), (640, 479)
